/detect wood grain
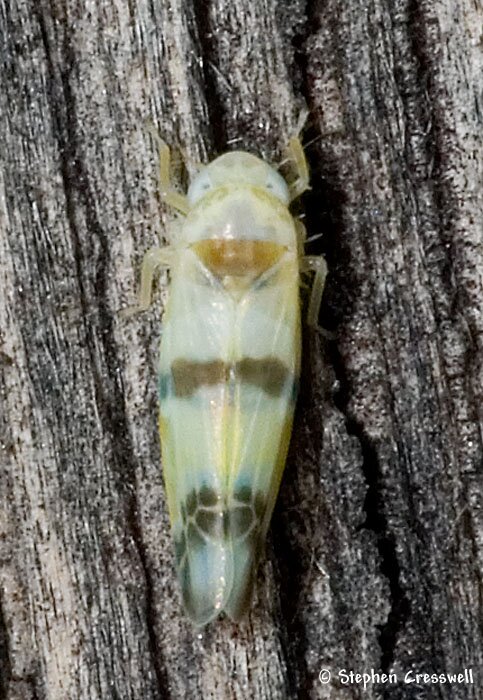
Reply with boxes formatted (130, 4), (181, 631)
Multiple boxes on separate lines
(0, 0), (482, 698)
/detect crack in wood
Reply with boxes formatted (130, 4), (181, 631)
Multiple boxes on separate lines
(191, 1), (228, 155)
(329, 341), (410, 673)
(0, 596), (11, 700)
(125, 497), (171, 700)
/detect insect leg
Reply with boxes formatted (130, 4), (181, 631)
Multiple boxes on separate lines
(146, 125), (190, 214)
(280, 109), (311, 202)
(302, 255), (328, 327)
(123, 246), (175, 316)
(286, 134), (311, 202)
(294, 218), (308, 260)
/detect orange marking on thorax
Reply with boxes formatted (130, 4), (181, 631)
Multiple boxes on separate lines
(192, 239), (286, 278)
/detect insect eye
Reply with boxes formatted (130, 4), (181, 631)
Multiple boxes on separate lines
(264, 172), (289, 204)
(187, 173), (213, 205)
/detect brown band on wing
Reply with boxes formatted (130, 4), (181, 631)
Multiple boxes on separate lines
(235, 357), (291, 396)
(192, 239), (286, 278)
(171, 359), (228, 397)
(170, 356), (292, 398)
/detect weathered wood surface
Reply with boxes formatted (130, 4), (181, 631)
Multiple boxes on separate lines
(1, 0), (482, 698)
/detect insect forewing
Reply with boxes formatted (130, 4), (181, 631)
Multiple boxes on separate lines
(222, 253), (300, 619)
(159, 245), (300, 623)
(159, 250), (236, 624)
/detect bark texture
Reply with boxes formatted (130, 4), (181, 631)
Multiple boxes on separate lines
(0, 0), (482, 698)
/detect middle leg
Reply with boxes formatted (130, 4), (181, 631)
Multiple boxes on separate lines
(301, 255), (328, 328)
(123, 246), (175, 316)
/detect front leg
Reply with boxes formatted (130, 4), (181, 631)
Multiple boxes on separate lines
(282, 109), (311, 202)
(146, 125), (190, 215)
(286, 135), (311, 202)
